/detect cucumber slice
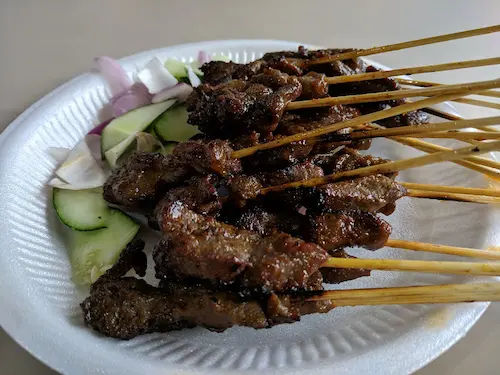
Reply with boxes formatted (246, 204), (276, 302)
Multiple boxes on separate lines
(70, 209), (140, 285)
(153, 105), (200, 142)
(53, 188), (109, 231)
(164, 59), (188, 79)
(101, 100), (176, 153)
(104, 132), (136, 168)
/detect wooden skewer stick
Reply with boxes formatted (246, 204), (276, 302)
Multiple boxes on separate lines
(386, 239), (500, 260)
(306, 283), (500, 305)
(422, 107), (500, 133)
(394, 79), (500, 109)
(408, 131), (500, 140)
(260, 141), (500, 194)
(286, 79), (500, 110)
(396, 78), (500, 99)
(400, 182), (500, 197)
(348, 116), (500, 140)
(392, 136), (500, 174)
(406, 189), (500, 204)
(325, 57), (500, 85)
(452, 98), (500, 110)
(321, 257), (500, 276)
(363, 123), (500, 178)
(306, 24), (500, 66)
(232, 80), (500, 159)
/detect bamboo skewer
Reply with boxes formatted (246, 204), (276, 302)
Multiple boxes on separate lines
(392, 136), (500, 174)
(325, 57), (500, 85)
(406, 189), (500, 204)
(362, 122), (500, 178)
(306, 24), (500, 66)
(232, 80), (500, 158)
(396, 78), (500, 99)
(408, 131), (500, 140)
(400, 182), (500, 197)
(286, 79), (500, 110)
(321, 257), (500, 276)
(385, 239), (500, 260)
(306, 283), (500, 305)
(422, 107), (500, 133)
(260, 141), (500, 194)
(452, 98), (500, 110)
(395, 79), (500, 109)
(348, 116), (500, 140)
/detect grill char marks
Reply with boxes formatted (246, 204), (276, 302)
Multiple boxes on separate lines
(306, 175), (407, 214)
(82, 240), (335, 339)
(103, 152), (169, 211)
(103, 140), (241, 211)
(83, 277), (334, 339)
(310, 210), (392, 251)
(154, 201), (329, 292)
(239, 106), (362, 172)
(187, 68), (302, 137)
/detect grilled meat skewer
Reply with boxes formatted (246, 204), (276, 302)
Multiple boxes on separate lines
(82, 240), (333, 339)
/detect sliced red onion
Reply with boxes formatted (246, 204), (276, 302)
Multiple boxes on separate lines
(110, 83), (152, 117)
(85, 134), (103, 161)
(94, 56), (132, 96)
(186, 65), (201, 87)
(198, 50), (210, 65)
(152, 83), (193, 103)
(88, 118), (112, 135)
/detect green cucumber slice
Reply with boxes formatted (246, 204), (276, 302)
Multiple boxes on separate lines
(104, 132), (136, 168)
(164, 59), (188, 79)
(53, 188), (109, 231)
(70, 209), (140, 285)
(153, 105), (200, 142)
(101, 100), (176, 153)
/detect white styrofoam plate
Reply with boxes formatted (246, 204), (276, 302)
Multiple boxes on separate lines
(0, 40), (498, 375)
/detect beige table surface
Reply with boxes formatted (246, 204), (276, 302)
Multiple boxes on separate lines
(1, 0), (499, 374)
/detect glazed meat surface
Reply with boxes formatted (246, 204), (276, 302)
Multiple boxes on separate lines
(83, 277), (333, 339)
(309, 210), (391, 251)
(187, 68), (302, 137)
(103, 152), (169, 210)
(306, 174), (407, 213)
(103, 140), (241, 210)
(154, 201), (329, 292)
(82, 238), (334, 339)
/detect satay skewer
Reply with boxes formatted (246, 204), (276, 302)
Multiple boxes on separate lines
(385, 239), (500, 260)
(306, 24), (500, 66)
(421, 106), (499, 134)
(347, 116), (500, 140)
(405, 189), (500, 204)
(363, 123), (500, 179)
(307, 283), (500, 305)
(400, 182), (500, 197)
(394, 79), (500, 110)
(322, 257), (500, 276)
(286, 79), (500, 110)
(325, 57), (500, 85)
(260, 141), (500, 194)
(392, 136), (500, 177)
(232, 80), (500, 158)
(403, 131), (500, 140)
(396, 78), (500, 99)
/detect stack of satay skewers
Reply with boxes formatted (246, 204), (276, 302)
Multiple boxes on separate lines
(82, 25), (500, 339)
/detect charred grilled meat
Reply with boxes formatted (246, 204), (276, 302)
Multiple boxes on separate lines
(153, 201), (329, 292)
(82, 239), (333, 339)
(187, 68), (302, 137)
